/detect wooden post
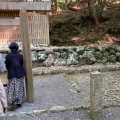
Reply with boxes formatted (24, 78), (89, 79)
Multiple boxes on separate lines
(90, 71), (102, 120)
(20, 9), (34, 103)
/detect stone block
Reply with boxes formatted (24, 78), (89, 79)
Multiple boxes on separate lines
(90, 71), (102, 120)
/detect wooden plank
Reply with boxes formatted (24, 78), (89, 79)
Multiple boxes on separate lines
(0, 19), (20, 25)
(0, 2), (52, 11)
(46, 15), (49, 44)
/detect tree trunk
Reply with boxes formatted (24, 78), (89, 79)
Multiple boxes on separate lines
(54, 0), (61, 12)
(76, 0), (80, 6)
(87, 0), (92, 15)
(87, 0), (100, 28)
(92, 6), (100, 28)
(65, 0), (68, 10)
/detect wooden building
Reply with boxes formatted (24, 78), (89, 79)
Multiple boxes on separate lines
(0, 0), (57, 101)
(0, 0), (57, 44)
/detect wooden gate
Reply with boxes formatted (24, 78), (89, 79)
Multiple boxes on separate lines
(0, 14), (50, 45)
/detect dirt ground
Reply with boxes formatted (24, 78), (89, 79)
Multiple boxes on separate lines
(49, 1), (120, 46)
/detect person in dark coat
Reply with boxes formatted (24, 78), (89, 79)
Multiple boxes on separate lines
(5, 42), (26, 107)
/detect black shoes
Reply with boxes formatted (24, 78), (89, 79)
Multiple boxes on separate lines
(7, 104), (22, 111)
(16, 104), (22, 107)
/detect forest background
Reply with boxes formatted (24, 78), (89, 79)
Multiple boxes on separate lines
(49, 0), (120, 46)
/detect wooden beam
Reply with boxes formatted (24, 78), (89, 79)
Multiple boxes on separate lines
(0, 10), (19, 15)
(20, 9), (34, 103)
(0, 2), (52, 11)
(0, 19), (20, 25)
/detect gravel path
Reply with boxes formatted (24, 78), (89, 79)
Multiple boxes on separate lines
(2, 64), (120, 120)
(7, 74), (87, 115)
(65, 71), (120, 107)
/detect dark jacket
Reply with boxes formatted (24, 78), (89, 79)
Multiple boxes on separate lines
(5, 50), (26, 79)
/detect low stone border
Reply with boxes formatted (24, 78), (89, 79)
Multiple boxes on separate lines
(2, 106), (87, 119)
(33, 63), (120, 75)
(3, 104), (120, 118)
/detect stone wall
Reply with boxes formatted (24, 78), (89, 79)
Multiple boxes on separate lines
(0, 44), (120, 67)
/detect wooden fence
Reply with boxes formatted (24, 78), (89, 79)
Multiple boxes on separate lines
(0, 14), (50, 45)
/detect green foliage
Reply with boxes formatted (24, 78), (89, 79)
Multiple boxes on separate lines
(58, 0), (76, 3)
(106, 21), (120, 30)
(62, 38), (74, 45)
(105, 20), (120, 37)
(50, 26), (74, 45)
(105, 34), (110, 37)
(79, 27), (88, 37)
(88, 0), (107, 20)
(97, 40), (102, 45)
(75, 26), (88, 37)
(87, 32), (102, 43)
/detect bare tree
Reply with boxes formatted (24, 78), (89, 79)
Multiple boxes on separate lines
(87, 0), (106, 28)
